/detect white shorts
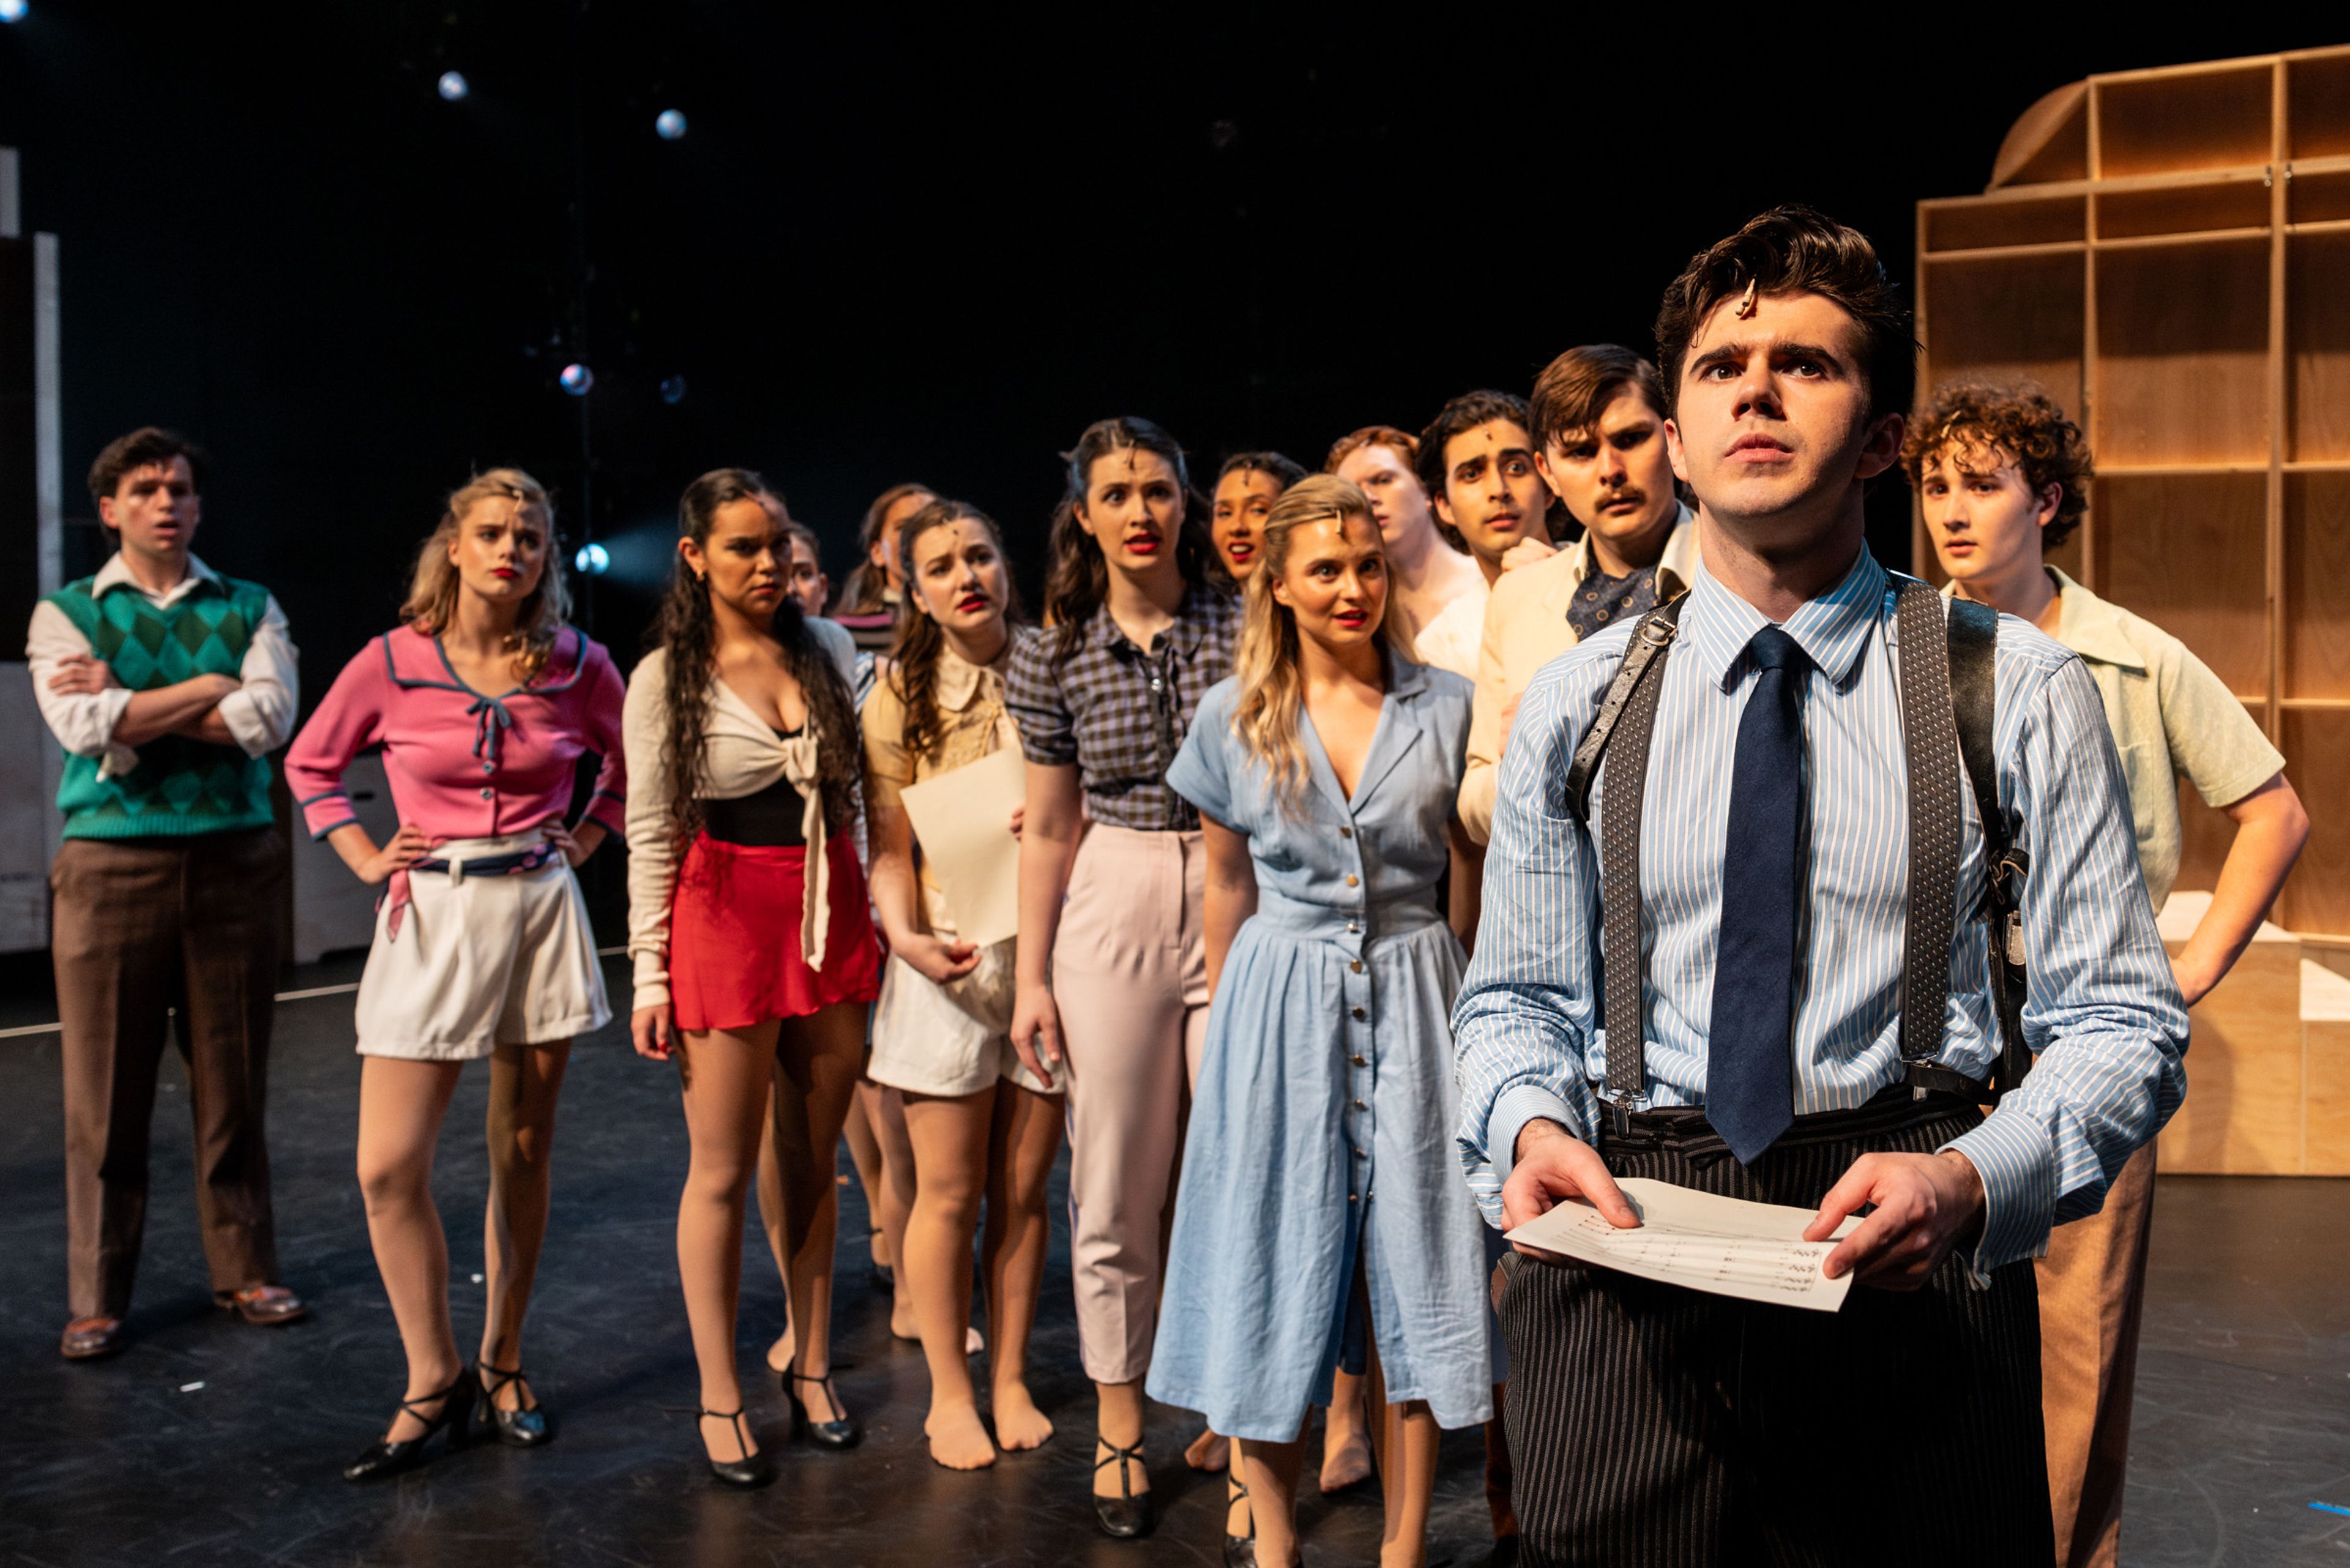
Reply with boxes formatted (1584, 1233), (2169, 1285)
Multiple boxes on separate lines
(352, 832), (611, 1061)
(866, 935), (1055, 1099)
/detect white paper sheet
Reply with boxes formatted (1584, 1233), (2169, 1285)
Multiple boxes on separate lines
(1504, 1177), (1861, 1312)
(896, 747), (1026, 947)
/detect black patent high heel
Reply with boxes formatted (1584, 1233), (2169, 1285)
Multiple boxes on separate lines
(1092, 1436), (1155, 1539)
(341, 1370), (479, 1482)
(1224, 1469), (1256, 1566)
(785, 1368), (862, 1450)
(474, 1361), (552, 1448)
(698, 1407), (777, 1489)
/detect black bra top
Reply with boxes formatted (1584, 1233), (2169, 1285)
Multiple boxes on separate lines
(703, 771), (808, 847)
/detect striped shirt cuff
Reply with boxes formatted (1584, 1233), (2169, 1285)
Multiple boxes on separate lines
(1476, 1083), (1586, 1229)
(1940, 1110), (2056, 1279)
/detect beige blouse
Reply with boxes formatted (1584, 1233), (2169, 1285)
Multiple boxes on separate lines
(622, 627), (857, 1012)
(860, 641), (1018, 935)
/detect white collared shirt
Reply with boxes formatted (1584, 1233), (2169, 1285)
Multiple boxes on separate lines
(25, 551), (299, 776)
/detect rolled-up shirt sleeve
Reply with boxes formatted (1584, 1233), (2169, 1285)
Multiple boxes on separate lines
(1452, 651), (1608, 1228)
(214, 594), (298, 756)
(25, 599), (134, 763)
(1942, 652), (2190, 1273)
(1003, 632), (1078, 767)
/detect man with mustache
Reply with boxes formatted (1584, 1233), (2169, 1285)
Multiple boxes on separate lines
(1913, 379), (2308, 1568)
(1455, 207), (2186, 1565)
(1458, 346), (1701, 843)
(1404, 391), (1557, 680)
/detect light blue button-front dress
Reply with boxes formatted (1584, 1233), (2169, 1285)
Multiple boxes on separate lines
(1147, 655), (1495, 1440)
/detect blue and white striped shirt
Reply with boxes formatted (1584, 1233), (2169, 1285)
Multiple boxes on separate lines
(1452, 545), (2188, 1272)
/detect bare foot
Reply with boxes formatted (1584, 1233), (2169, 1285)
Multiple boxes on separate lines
(965, 1325), (985, 1356)
(1320, 1424), (1373, 1493)
(890, 1290), (920, 1342)
(990, 1380), (1055, 1451)
(925, 1401), (997, 1470)
(1184, 1426), (1229, 1472)
(765, 1324), (796, 1374)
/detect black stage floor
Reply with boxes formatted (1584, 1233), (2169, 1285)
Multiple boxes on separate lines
(2, 954), (2346, 1567)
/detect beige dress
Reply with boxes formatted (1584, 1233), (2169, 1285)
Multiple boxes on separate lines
(862, 643), (1053, 1097)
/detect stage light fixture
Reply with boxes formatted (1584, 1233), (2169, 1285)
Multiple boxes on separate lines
(437, 71), (469, 101)
(574, 542), (610, 576)
(660, 375), (688, 405)
(559, 362), (594, 395)
(0, 1), (28, 24)
(655, 109), (688, 141)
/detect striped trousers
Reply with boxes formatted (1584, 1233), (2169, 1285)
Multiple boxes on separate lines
(1498, 1100), (2051, 1567)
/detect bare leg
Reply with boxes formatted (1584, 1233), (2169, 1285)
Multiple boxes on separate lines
(354, 1056), (464, 1440)
(1186, 1428), (1231, 1471)
(983, 1083), (1062, 1450)
(479, 1039), (570, 1409)
(840, 1077), (890, 1271)
(1378, 1399), (1441, 1568)
(772, 1002), (868, 1423)
(754, 1084), (796, 1373)
(1237, 1425), (1310, 1568)
(675, 1020), (780, 1463)
(866, 1082), (920, 1340)
(901, 1086), (996, 1469)
(1094, 1378), (1149, 1501)
(1321, 1367), (1375, 1491)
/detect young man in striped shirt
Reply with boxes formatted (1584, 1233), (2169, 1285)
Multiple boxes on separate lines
(1453, 208), (2187, 1566)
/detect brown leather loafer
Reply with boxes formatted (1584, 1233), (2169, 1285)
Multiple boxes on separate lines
(61, 1316), (128, 1359)
(218, 1285), (308, 1326)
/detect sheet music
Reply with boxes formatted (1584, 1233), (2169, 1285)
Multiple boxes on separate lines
(897, 747), (1027, 947)
(1504, 1177), (1860, 1312)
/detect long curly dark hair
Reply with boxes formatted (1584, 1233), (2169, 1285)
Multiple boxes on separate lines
(651, 467), (864, 848)
(887, 496), (1029, 764)
(1041, 416), (1220, 655)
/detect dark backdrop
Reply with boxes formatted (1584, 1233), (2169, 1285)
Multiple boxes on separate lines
(1, 5), (2340, 693)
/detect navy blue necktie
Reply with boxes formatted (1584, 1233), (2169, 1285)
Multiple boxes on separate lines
(1707, 625), (1809, 1165)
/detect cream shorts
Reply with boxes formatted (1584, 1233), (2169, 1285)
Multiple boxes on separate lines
(866, 934), (1056, 1099)
(352, 832), (611, 1061)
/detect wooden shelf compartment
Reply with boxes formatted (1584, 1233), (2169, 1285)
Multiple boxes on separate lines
(2288, 48), (2350, 162)
(2098, 178), (2272, 241)
(2098, 63), (2275, 180)
(2092, 225), (2272, 253)
(2092, 472), (2270, 696)
(1920, 250), (2085, 417)
(2281, 707), (2350, 936)
(2289, 229), (2350, 463)
(1923, 194), (2085, 255)
(2285, 472), (2350, 703)
(2094, 240), (2271, 467)
(2288, 168), (2350, 226)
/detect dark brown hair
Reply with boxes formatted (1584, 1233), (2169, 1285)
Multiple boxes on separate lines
(1041, 416), (1220, 652)
(887, 496), (1028, 763)
(1214, 450), (1307, 491)
(1528, 345), (1669, 448)
(1901, 381), (2094, 550)
(651, 467), (864, 848)
(838, 480), (936, 615)
(1322, 425), (1419, 474)
(89, 427), (208, 514)
(1653, 204), (1915, 422)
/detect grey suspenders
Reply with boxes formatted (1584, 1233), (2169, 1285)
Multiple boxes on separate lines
(1562, 578), (2031, 1133)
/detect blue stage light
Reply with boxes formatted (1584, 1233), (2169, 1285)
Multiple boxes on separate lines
(655, 109), (688, 141)
(437, 71), (469, 101)
(574, 542), (610, 576)
(0, 1), (29, 24)
(660, 375), (688, 405)
(559, 362), (594, 395)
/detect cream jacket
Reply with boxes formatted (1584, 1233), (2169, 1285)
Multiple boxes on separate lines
(1458, 507), (1700, 843)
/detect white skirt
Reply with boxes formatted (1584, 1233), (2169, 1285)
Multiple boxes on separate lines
(352, 832), (611, 1061)
(866, 933), (1054, 1098)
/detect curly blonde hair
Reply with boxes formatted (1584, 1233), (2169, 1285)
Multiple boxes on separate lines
(1229, 474), (1404, 810)
(400, 468), (572, 683)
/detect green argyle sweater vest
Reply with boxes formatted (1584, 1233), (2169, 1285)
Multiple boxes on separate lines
(45, 572), (277, 839)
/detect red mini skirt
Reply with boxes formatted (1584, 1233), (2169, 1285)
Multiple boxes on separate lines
(669, 831), (882, 1033)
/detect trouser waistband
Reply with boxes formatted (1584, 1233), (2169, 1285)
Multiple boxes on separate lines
(1594, 1080), (1979, 1165)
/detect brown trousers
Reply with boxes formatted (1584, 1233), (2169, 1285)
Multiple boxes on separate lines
(2037, 1142), (2157, 1568)
(51, 830), (284, 1320)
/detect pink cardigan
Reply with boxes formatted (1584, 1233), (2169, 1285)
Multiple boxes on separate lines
(288, 624), (627, 846)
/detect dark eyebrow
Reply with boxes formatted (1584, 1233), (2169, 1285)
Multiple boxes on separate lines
(1774, 340), (1849, 373)
(1688, 342), (1747, 378)
(1496, 446), (1537, 465)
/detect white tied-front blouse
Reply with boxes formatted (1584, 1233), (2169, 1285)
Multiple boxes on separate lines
(621, 618), (859, 1013)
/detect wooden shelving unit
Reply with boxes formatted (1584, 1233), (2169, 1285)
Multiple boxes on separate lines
(1915, 43), (2350, 944)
